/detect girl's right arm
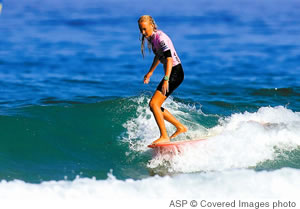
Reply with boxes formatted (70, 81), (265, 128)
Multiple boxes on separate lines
(144, 55), (160, 84)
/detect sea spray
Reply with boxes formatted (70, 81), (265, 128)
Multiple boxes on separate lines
(147, 106), (300, 173)
(122, 96), (214, 152)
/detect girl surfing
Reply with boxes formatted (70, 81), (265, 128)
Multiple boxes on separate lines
(138, 15), (188, 145)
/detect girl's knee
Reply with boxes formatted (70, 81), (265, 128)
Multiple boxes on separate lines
(149, 100), (155, 111)
(149, 100), (164, 112)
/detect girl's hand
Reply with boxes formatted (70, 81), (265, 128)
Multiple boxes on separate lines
(144, 72), (152, 84)
(162, 81), (169, 96)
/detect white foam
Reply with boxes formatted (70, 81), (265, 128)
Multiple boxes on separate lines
(149, 106), (300, 173)
(122, 96), (210, 152)
(122, 99), (300, 173)
(0, 168), (300, 209)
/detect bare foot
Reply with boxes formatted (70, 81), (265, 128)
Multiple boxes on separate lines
(151, 136), (170, 144)
(170, 126), (188, 139)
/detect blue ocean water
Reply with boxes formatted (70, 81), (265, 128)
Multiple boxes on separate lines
(0, 0), (300, 204)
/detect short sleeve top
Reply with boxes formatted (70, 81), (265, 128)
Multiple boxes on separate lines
(147, 30), (181, 67)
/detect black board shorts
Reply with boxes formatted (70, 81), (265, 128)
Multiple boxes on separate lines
(156, 64), (184, 97)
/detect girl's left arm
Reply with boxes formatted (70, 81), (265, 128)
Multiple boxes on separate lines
(162, 57), (173, 96)
(164, 57), (173, 78)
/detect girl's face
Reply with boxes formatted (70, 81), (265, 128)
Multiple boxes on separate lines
(139, 21), (154, 38)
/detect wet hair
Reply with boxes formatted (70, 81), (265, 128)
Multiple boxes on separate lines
(138, 15), (158, 57)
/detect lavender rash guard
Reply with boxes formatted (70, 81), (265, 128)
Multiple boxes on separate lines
(147, 30), (181, 67)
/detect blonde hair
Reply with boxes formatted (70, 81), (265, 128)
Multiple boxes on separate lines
(138, 15), (158, 57)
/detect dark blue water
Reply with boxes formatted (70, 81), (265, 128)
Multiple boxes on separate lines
(0, 0), (300, 184)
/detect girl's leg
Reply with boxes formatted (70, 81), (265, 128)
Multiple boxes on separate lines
(149, 90), (169, 144)
(161, 108), (188, 139)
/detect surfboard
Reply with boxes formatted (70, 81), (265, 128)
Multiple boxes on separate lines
(148, 138), (206, 148)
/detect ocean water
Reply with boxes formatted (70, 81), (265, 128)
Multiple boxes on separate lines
(1, 0), (300, 207)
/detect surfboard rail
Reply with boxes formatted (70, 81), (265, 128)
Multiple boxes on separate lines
(148, 138), (206, 148)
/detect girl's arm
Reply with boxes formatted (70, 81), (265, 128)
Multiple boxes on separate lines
(144, 55), (160, 84)
(161, 57), (172, 95)
(164, 57), (172, 80)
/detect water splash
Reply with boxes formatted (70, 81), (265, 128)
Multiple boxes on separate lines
(146, 106), (300, 173)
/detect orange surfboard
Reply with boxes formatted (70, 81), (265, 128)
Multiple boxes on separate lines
(148, 138), (206, 148)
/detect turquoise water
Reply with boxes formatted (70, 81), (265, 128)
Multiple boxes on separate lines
(0, 0), (300, 202)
